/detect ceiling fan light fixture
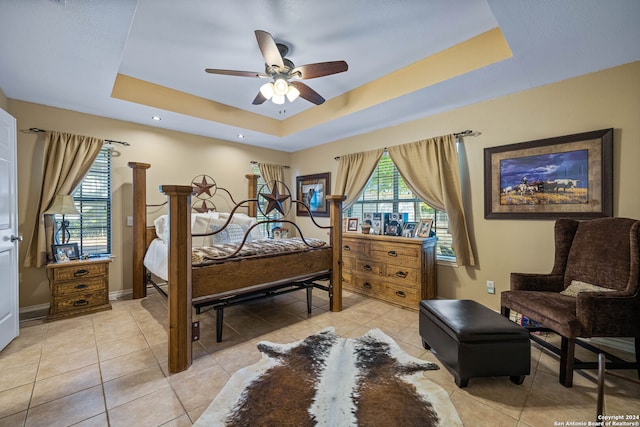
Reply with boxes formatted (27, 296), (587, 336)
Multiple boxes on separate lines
(272, 94), (285, 105)
(286, 85), (300, 102)
(259, 82), (274, 99)
(273, 77), (289, 96)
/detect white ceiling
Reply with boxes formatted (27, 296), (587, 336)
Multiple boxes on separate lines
(1, 0), (639, 152)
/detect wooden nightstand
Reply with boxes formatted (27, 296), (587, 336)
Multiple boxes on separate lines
(46, 257), (112, 321)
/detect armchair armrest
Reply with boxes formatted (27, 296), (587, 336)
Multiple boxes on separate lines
(510, 272), (564, 292)
(576, 291), (640, 336)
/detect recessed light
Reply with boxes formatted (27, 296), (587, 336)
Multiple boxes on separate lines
(152, 116), (161, 121)
(237, 134), (245, 139)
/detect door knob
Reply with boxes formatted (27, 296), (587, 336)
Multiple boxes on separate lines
(10, 235), (23, 242)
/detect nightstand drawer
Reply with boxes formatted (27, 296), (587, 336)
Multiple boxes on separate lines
(53, 262), (107, 282)
(53, 277), (107, 297)
(52, 290), (108, 312)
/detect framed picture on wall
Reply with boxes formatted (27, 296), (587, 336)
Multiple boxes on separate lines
(484, 128), (613, 219)
(296, 173), (330, 217)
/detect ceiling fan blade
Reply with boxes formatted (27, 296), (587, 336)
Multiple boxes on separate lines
(252, 91), (268, 105)
(289, 81), (325, 105)
(291, 61), (348, 79)
(255, 30), (285, 70)
(205, 68), (268, 78)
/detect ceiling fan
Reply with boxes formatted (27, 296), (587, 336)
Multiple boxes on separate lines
(205, 30), (348, 106)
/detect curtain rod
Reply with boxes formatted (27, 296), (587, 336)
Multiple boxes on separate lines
(250, 160), (290, 169)
(22, 127), (131, 146)
(333, 129), (479, 160)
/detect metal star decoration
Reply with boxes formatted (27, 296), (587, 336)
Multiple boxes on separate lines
(192, 175), (216, 198)
(193, 200), (215, 213)
(260, 185), (290, 216)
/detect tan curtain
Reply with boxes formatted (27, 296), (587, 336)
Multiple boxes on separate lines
(257, 162), (286, 193)
(24, 131), (104, 267)
(335, 148), (384, 208)
(388, 134), (475, 266)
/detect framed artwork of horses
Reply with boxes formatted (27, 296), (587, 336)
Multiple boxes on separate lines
(296, 172), (331, 217)
(484, 128), (613, 219)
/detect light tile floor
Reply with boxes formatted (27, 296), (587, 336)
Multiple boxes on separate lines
(1, 288), (638, 426)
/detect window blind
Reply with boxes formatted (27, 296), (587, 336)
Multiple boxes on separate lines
(68, 148), (112, 255)
(345, 153), (455, 259)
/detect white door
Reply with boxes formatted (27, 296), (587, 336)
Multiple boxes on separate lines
(0, 108), (19, 351)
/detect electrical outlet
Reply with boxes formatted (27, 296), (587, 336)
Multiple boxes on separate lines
(127, 216), (133, 227)
(486, 280), (495, 294)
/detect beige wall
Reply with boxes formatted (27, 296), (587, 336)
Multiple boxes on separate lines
(10, 100), (291, 308)
(292, 60), (640, 310)
(9, 60), (640, 312)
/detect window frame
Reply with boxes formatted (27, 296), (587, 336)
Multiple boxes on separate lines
(66, 147), (112, 256)
(344, 153), (456, 262)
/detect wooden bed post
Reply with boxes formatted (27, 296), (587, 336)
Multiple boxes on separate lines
(128, 162), (151, 299)
(160, 185), (194, 373)
(327, 195), (346, 312)
(245, 174), (259, 218)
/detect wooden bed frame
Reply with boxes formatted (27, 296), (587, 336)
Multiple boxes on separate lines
(128, 162), (345, 373)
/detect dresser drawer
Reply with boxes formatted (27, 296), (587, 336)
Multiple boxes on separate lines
(384, 264), (419, 285)
(342, 240), (367, 255)
(52, 263), (107, 282)
(346, 275), (387, 299)
(52, 277), (107, 297)
(370, 242), (420, 260)
(52, 290), (108, 312)
(353, 259), (384, 276)
(384, 283), (420, 308)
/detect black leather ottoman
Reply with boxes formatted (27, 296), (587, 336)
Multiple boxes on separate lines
(419, 299), (530, 387)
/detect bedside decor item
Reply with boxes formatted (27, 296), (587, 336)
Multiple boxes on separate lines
(484, 128), (613, 219)
(347, 217), (359, 232)
(416, 219), (433, 238)
(43, 194), (80, 244)
(52, 243), (80, 261)
(296, 173), (330, 217)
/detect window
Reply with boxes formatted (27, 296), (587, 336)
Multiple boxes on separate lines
(252, 164), (282, 238)
(344, 153), (455, 260)
(67, 147), (112, 256)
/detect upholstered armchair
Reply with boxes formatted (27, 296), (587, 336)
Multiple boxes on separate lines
(501, 217), (640, 387)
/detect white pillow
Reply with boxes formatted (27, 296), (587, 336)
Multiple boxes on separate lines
(217, 212), (264, 241)
(560, 280), (615, 297)
(191, 212), (220, 246)
(153, 215), (169, 241)
(207, 218), (250, 245)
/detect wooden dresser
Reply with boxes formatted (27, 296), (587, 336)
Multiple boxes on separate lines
(46, 257), (112, 321)
(341, 233), (437, 310)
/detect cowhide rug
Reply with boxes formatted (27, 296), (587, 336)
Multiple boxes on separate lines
(194, 328), (462, 426)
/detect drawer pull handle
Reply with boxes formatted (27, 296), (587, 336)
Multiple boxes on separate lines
(363, 264), (373, 271)
(74, 284), (88, 290)
(395, 291), (406, 298)
(343, 245), (351, 251)
(395, 271), (408, 278)
(73, 299), (89, 307)
(363, 282), (372, 289)
(74, 269), (89, 277)
(387, 250), (398, 257)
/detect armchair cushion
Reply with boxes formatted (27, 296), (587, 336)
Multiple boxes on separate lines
(560, 280), (616, 297)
